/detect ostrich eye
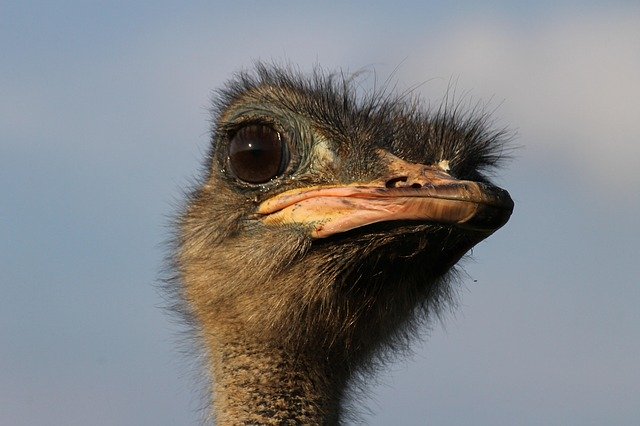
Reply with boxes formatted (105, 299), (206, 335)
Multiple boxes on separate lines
(228, 124), (289, 184)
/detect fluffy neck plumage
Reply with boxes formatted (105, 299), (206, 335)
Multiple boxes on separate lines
(206, 327), (346, 425)
(180, 224), (452, 424)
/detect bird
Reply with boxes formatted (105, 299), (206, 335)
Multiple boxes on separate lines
(169, 63), (514, 425)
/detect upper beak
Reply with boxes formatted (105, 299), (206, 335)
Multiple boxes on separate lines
(257, 150), (514, 239)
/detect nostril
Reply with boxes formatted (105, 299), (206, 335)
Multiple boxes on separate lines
(385, 176), (408, 188)
(411, 183), (422, 189)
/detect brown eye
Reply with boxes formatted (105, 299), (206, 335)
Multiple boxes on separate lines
(228, 124), (289, 184)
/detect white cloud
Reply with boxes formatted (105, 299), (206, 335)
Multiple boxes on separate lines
(406, 11), (640, 189)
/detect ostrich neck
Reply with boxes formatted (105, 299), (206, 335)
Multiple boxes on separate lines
(207, 331), (346, 425)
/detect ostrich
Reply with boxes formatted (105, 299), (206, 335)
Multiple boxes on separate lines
(171, 64), (513, 424)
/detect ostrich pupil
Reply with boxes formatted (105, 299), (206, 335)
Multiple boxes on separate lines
(229, 124), (286, 183)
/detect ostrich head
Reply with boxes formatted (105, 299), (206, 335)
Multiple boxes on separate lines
(172, 64), (513, 424)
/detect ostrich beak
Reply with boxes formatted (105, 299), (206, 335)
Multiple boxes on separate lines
(258, 150), (514, 239)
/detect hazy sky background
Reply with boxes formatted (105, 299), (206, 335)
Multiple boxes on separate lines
(2, 1), (639, 425)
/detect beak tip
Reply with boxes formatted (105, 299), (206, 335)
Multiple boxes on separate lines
(461, 186), (514, 232)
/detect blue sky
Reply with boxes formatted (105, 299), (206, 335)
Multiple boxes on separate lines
(2, 2), (639, 425)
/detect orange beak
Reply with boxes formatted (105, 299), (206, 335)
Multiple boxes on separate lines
(258, 151), (513, 239)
